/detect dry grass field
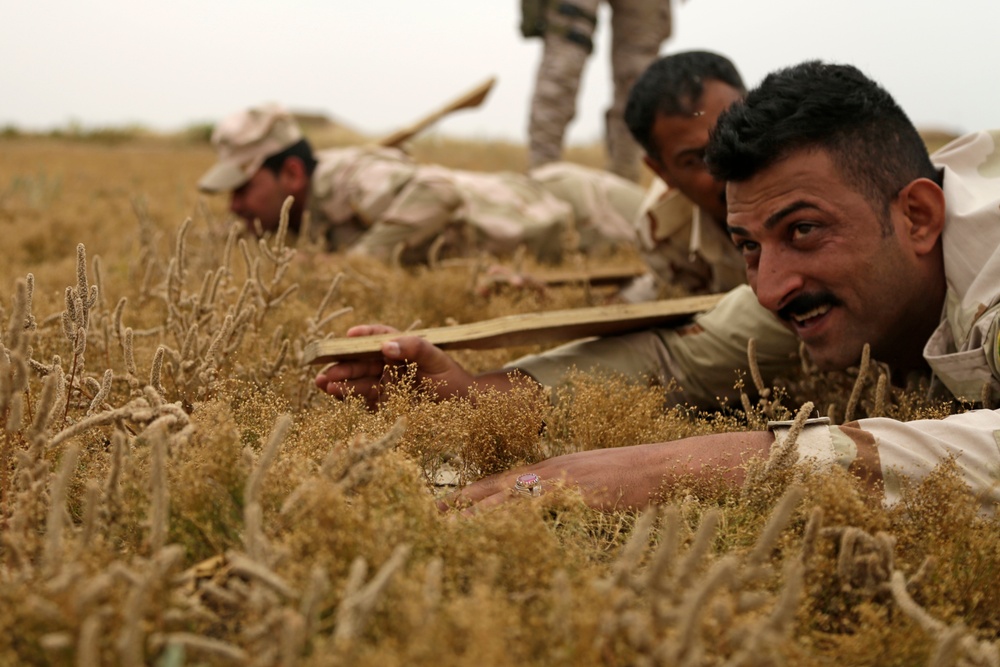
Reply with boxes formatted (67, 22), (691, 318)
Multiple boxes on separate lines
(0, 128), (997, 666)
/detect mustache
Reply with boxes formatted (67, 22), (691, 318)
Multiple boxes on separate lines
(776, 291), (841, 322)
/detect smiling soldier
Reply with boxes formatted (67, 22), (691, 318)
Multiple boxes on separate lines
(317, 61), (1000, 511)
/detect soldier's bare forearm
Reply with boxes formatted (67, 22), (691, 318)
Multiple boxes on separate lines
(450, 431), (779, 511)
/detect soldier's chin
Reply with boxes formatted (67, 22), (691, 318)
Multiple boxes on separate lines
(804, 342), (866, 373)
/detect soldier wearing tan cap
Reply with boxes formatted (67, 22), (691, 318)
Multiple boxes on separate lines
(198, 104), (644, 264)
(199, 103), (317, 236)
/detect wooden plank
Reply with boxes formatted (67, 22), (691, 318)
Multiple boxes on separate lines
(303, 292), (725, 365)
(376, 77), (496, 148)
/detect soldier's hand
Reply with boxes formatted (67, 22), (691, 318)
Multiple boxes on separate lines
(314, 324), (478, 409)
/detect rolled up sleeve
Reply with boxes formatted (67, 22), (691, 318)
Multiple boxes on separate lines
(852, 409), (1000, 509)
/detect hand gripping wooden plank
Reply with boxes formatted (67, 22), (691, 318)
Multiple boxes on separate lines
(303, 292), (725, 365)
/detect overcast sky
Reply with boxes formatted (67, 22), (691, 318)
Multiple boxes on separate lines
(2, 1), (996, 144)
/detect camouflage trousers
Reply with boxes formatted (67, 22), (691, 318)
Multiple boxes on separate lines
(527, 0), (672, 182)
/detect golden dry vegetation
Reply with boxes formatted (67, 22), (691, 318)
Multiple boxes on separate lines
(0, 129), (997, 666)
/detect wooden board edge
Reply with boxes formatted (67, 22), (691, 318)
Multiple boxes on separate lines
(304, 292), (725, 365)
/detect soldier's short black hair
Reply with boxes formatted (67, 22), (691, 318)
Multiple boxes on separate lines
(261, 138), (318, 178)
(706, 61), (940, 229)
(624, 50), (746, 159)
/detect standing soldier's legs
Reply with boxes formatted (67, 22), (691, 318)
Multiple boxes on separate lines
(528, 0), (602, 170)
(606, 0), (672, 182)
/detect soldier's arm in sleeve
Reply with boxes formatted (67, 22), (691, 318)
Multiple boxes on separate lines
(451, 405), (1000, 514)
(319, 285), (799, 412)
(841, 409), (1000, 509)
(507, 285), (801, 409)
(850, 307), (1000, 508)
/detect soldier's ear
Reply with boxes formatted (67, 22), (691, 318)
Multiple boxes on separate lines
(897, 177), (945, 255)
(643, 155), (676, 188)
(279, 156), (309, 190)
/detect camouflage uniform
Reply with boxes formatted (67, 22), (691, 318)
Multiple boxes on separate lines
(200, 104), (640, 264)
(619, 179), (746, 302)
(307, 145), (574, 264)
(308, 148), (646, 264)
(530, 161), (645, 252)
(511, 130), (1000, 508)
(528, 0), (673, 181)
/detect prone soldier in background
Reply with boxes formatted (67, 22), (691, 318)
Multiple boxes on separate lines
(198, 103), (646, 265)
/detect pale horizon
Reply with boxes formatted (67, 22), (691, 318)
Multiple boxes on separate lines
(3, 0), (994, 143)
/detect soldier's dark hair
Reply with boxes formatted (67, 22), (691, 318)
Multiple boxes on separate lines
(261, 138), (318, 177)
(624, 50), (745, 159)
(706, 61), (940, 231)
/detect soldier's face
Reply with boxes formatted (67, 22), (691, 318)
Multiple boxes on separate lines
(643, 81), (743, 224)
(725, 148), (941, 372)
(229, 168), (288, 234)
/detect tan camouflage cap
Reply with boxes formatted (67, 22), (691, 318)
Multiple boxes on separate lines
(198, 103), (302, 193)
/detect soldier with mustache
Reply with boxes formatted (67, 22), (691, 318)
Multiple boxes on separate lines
(318, 61), (1000, 511)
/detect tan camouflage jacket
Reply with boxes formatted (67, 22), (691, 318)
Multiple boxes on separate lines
(305, 146), (575, 264)
(924, 129), (1000, 401)
(634, 179), (745, 295)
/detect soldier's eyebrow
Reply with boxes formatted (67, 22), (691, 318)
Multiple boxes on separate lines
(726, 201), (821, 236)
(764, 201), (819, 229)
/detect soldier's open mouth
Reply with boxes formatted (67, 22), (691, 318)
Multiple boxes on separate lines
(790, 303), (832, 326)
(778, 292), (840, 332)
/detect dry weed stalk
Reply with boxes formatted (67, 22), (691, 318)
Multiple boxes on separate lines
(151, 203), (304, 402)
(279, 417), (407, 518)
(288, 272), (352, 407)
(873, 371), (888, 416)
(1, 276), (38, 520)
(739, 402), (815, 504)
(890, 570), (1000, 667)
(740, 338), (795, 426)
(844, 343), (872, 423)
(1, 276), (36, 426)
(821, 525), (896, 596)
(300, 565), (332, 638)
(248, 196), (299, 327)
(151, 632), (249, 663)
(225, 550), (298, 600)
(333, 544), (412, 647)
(148, 417), (171, 554)
(590, 486), (811, 665)
(41, 443), (80, 575)
(47, 390), (190, 451)
(764, 401), (815, 475)
(116, 545), (186, 666)
(155, 217), (245, 400)
(243, 413), (292, 563)
(60, 244), (99, 422)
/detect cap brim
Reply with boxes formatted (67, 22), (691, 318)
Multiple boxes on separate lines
(198, 160), (253, 193)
